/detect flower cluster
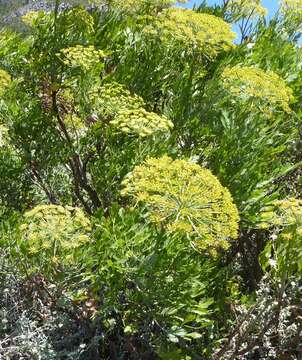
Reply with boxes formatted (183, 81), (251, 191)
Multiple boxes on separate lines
(0, 69), (11, 95)
(64, 113), (86, 131)
(111, 108), (173, 137)
(144, 8), (235, 57)
(54, 88), (88, 139)
(96, 82), (145, 116)
(60, 45), (105, 71)
(258, 199), (302, 277)
(19, 205), (91, 267)
(66, 7), (95, 34)
(0, 124), (9, 147)
(21, 10), (46, 27)
(281, 0), (302, 18)
(121, 156), (239, 252)
(226, 0), (267, 18)
(221, 66), (293, 114)
(109, 0), (187, 13)
(90, 82), (173, 137)
(259, 198), (302, 237)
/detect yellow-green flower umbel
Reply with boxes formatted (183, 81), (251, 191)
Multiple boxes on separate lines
(0, 124), (9, 147)
(220, 66), (293, 114)
(95, 82), (146, 117)
(121, 156), (239, 253)
(60, 45), (106, 71)
(258, 198), (302, 275)
(19, 205), (91, 273)
(90, 82), (173, 137)
(21, 10), (47, 27)
(226, 0), (267, 18)
(281, 0), (302, 19)
(259, 198), (302, 235)
(109, 0), (188, 13)
(111, 108), (173, 137)
(144, 8), (236, 57)
(0, 69), (11, 95)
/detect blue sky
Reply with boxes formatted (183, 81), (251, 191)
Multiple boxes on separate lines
(181, 1), (279, 18)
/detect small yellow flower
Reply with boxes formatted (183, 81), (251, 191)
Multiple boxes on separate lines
(19, 223), (28, 231)
(281, 232), (293, 240)
(77, 234), (90, 244)
(65, 254), (75, 264)
(64, 114), (85, 131)
(41, 241), (51, 250)
(51, 256), (59, 264)
(29, 246), (39, 255)
(258, 222), (270, 230)
(296, 227), (302, 237)
(29, 232), (39, 241)
(272, 218), (283, 226)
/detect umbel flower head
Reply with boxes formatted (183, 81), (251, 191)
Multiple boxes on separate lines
(281, 0), (302, 18)
(0, 124), (9, 147)
(220, 66), (293, 114)
(259, 198), (302, 235)
(65, 6), (95, 34)
(95, 82), (145, 116)
(259, 198), (302, 276)
(144, 8), (235, 57)
(108, 0), (187, 13)
(0, 69), (11, 95)
(111, 108), (173, 137)
(64, 113), (86, 131)
(59, 45), (106, 71)
(19, 205), (91, 268)
(21, 10), (47, 27)
(226, 0), (267, 19)
(90, 82), (173, 137)
(121, 156), (239, 253)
